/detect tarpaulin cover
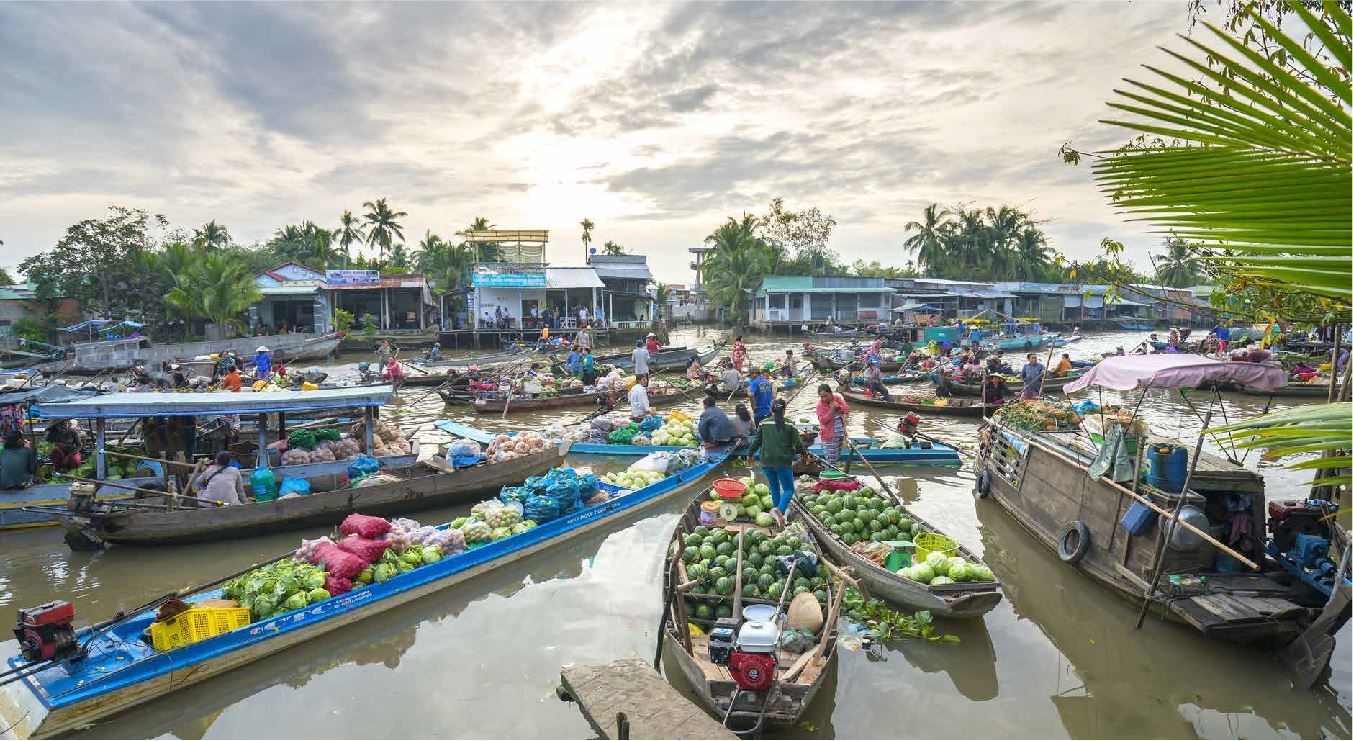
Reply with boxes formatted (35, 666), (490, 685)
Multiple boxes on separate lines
(0, 385), (99, 407)
(1063, 354), (1287, 394)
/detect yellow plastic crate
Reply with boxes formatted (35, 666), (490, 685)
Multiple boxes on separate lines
(914, 532), (958, 564)
(149, 606), (252, 652)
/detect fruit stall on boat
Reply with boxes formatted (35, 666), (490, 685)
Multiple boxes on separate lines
(660, 478), (846, 735)
(837, 387), (1002, 418)
(0, 452), (729, 740)
(973, 354), (1349, 678)
(791, 474), (1002, 618)
(5, 386), (414, 531)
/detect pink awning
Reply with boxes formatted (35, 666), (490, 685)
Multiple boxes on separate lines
(1063, 354), (1288, 394)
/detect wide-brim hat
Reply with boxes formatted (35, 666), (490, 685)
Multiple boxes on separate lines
(256, 346), (269, 352)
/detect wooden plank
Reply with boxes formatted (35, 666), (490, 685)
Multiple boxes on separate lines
(560, 660), (736, 740)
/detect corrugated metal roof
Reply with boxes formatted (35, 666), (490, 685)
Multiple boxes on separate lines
(33, 385), (395, 419)
(546, 267), (604, 289)
(258, 285), (319, 296)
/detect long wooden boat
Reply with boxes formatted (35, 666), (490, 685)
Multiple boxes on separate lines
(790, 482), (1002, 618)
(661, 495), (841, 734)
(60, 449), (561, 547)
(1237, 381), (1332, 398)
(810, 356), (907, 373)
(32, 333), (342, 376)
(805, 329), (868, 340)
(937, 373), (1082, 398)
(838, 388), (1001, 418)
(0, 454), (729, 739)
(974, 418), (1318, 646)
(805, 437), (961, 466)
(604, 342), (724, 372)
(846, 372), (928, 386)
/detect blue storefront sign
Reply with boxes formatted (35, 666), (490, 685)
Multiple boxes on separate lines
(325, 269), (380, 286)
(472, 273), (546, 288)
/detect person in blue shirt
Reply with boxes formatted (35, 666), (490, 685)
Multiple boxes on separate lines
(564, 347), (583, 376)
(579, 348), (598, 386)
(969, 326), (982, 348)
(697, 395), (735, 449)
(252, 346), (272, 379)
(747, 368), (774, 424)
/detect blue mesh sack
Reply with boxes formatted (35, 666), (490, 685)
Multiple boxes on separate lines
(524, 494), (561, 523)
(498, 486), (532, 505)
(638, 415), (663, 433)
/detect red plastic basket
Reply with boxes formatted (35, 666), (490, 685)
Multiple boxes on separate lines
(712, 478), (747, 499)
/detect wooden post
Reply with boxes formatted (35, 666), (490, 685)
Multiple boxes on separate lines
(256, 413), (269, 469)
(1328, 324), (1342, 403)
(363, 406), (376, 455)
(95, 417), (107, 480)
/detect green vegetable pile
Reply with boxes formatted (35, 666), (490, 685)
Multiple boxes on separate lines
(223, 560), (331, 621)
(799, 487), (918, 547)
(360, 544), (446, 585)
(897, 550), (994, 586)
(680, 523), (830, 623)
(993, 400), (1081, 432)
(607, 424), (639, 445)
(840, 587), (960, 644)
(287, 429), (317, 450)
(314, 428), (342, 442)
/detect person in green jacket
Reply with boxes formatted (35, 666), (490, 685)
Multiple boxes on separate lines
(748, 399), (807, 525)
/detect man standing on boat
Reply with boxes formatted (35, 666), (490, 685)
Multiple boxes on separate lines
(645, 332), (661, 356)
(579, 347), (598, 386)
(252, 346), (272, 381)
(631, 339), (651, 377)
(574, 324), (592, 351)
(1018, 353), (1046, 400)
(629, 374), (651, 420)
(747, 367), (773, 424)
(376, 340), (394, 375)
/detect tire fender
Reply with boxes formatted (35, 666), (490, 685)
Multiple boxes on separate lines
(975, 469), (992, 498)
(1057, 520), (1091, 564)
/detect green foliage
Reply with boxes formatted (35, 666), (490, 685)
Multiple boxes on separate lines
(903, 203), (1056, 281)
(333, 308), (354, 333)
(850, 260), (918, 279)
(1151, 237), (1208, 288)
(337, 210), (365, 266)
(363, 197), (407, 261)
(840, 587), (960, 643)
(601, 240), (626, 255)
(0, 267), (14, 285)
(267, 221), (339, 268)
(361, 313), (379, 338)
(758, 198), (840, 276)
(580, 218), (594, 253)
(192, 220), (231, 251)
(162, 250), (262, 333)
(703, 214), (772, 324)
(1214, 403), (1351, 487)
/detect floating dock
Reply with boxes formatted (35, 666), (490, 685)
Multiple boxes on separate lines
(558, 659), (736, 740)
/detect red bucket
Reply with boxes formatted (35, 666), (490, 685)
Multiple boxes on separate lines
(712, 478), (747, 499)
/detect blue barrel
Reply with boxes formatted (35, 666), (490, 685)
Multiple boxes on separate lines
(1147, 444), (1189, 492)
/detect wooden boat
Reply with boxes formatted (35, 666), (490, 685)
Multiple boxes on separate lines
(846, 373), (928, 386)
(660, 495), (842, 734)
(32, 332), (342, 376)
(805, 329), (868, 340)
(604, 342), (724, 372)
(810, 355), (907, 373)
(838, 388), (1001, 418)
(58, 449), (562, 547)
(1237, 381), (1332, 398)
(0, 454), (730, 740)
(805, 437), (961, 466)
(466, 388), (611, 414)
(937, 373), (1082, 397)
(790, 482), (1001, 618)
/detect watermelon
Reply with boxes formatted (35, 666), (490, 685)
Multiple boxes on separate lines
(699, 544), (717, 561)
(709, 566), (727, 581)
(715, 541), (735, 557)
(839, 508), (856, 523)
(766, 582), (784, 599)
(825, 498), (843, 514)
(693, 526), (710, 538)
(682, 546), (699, 563)
(897, 517), (913, 531)
(715, 604), (734, 619)
(712, 529), (731, 545)
(714, 576), (734, 595)
(776, 545), (793, 556)
(760, 494), (773, 509)
(793, 577), (810, 591)
(687, 563), (708, 581)
(757, 573), (774, 589)
(695, 603), (714, 620)
(813, 589), (829, 604)
(683, 533), (702, 547)
(742, 583), (757, 597)
(755, 512), (775, 527)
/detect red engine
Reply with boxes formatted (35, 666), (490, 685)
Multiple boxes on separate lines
(726, 650), (777, 692)
(14, 600), (80, 663)
(899, 412), (921, 437)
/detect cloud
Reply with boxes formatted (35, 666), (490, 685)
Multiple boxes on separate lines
(0, 1), (1186, 274)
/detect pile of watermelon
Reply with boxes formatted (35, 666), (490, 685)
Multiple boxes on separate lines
(679, 524), (831, 623)
(799, 487), (920, 546)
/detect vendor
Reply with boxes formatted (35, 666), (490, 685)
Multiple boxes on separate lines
(425, 343), (441, 362)
(1291, 361), (1319, 380)
(564, 347), (583, 377)
(222, 365), (243, 392)
(645, 332), (661, 356)
(983, 374), (1011, 404)
(629, 374), (651, 420)
(686, 356), (706, 382)
(579, 348), (598, 386)
(747, 368), (774, 424)
(0, 430), (38, 489)
(1051, 353), (1074, 377)
(780, 349), (797, 378)
(44, 419), (82, 472)
(732, 404), (754, 439)
(190, 451), (246, 505)
(697, 395), (735, 449)
(719, 363), (741, 395)
(253, 346), (272, 379)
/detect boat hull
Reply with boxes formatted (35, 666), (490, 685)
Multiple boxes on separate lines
(838, 389), (998, 418)
(1237, 383), (1331, 398)
(71, 451), (561, 546)
(0, 458), (727, 739)
(38, 333), (342, 376)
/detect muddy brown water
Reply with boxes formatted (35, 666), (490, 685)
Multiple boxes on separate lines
(1, 329), (1348, 738)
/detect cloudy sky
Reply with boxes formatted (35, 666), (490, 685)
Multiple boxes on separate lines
(0, 1), (1192, 281)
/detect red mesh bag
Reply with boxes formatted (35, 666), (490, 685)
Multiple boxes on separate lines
(815, 478), (861, 492)
(325, 575), (353, 596)
(339, 513), (391, 539)
(310, 542), (365, 579)
(336, 535), (388, 563)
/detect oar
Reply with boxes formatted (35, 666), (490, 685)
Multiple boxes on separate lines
(842, 436), (904, 503)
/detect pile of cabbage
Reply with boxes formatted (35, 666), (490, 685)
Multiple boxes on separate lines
(600, 449), (704, 490)
(651, 411), (698, 447)
(898, 550), (995, 586)
(222, 560), (332, 622)
(601, 467), (665, 490)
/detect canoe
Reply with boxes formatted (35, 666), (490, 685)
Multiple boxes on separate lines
(605, 342), (724, 372)
(0, 454), (729, 740)
(1237, 382), (1332, 398)
(60, 449), (563, 547)
(937, 373), (1081, 397)
(847, 373), (928, 386)
(805, 330), (868, 340)
(790, 486), (1002, 618)
(806, 437), (961, 466)
(811, 356), (906, 372)
(660, 494), (842, 734)
(838, 388), (1001, 418)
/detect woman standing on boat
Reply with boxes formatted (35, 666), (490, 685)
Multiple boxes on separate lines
(1018, 353), (1045, 400)
(579, 348), (598, 386)
(815, 383), (849, 467)
(732, 335), (747, 372)
(191, 451), (246, 505)
(749, 399), (807, 526)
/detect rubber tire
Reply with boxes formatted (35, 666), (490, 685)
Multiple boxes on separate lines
(975, 469), (991, 498)
(1057, 520), (1090, 564)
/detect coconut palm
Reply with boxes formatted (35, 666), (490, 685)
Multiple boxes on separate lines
(192, 220), (231, 251)
(1151, 238), (1205, 288)
(703, 214), (772, 324)
(903, 204), (952, 275)
(338, 210), (365, 266)
(1014, 227), (1051, 281)
(580, 217), (595, 257)
(362, 198), (407, 262)
(601, 240), (626, 255)
(458, 216), (495, 262)
(164, 251), (262, 335)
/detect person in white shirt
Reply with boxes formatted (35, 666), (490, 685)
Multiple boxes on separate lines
(629, 374), (650, 419)
(578, 306), (590, 325)
(574, 326), (592, 349)
(631, 340), (651, 376)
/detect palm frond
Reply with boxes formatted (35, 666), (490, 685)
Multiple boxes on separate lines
(1213, 403), (1351, 489)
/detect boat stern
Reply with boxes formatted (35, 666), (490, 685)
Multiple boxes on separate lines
(0, 673), (50, 740)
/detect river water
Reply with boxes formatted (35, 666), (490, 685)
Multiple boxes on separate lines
(1, 328), (1348, 738)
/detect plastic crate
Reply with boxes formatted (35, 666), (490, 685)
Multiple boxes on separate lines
(149, 606), (252, 652)
(914, 532), (957, 563)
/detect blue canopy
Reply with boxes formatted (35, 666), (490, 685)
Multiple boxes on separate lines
(32, 386), (394, 419)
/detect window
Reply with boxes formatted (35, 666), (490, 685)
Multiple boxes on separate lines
(769, 294), (786, 309)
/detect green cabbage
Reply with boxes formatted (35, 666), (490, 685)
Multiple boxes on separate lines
(307, 588), (331, 602)
(422, 546), (443, 564)
(373, 563), (397, 583)
(284, 592), (308, 611)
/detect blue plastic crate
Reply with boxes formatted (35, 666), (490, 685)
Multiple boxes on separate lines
(1120, 499), (1157, 536)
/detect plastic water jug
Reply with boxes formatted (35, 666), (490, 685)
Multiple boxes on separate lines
(250, 467), (277, 502)
(1147, 444), (1189, 492)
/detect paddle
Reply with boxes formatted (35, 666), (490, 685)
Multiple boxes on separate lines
(842, 436), (904, 503)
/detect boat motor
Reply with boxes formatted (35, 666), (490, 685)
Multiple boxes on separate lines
(1268, 499), (1331, 552)
(356, 362), (379, 385)
(15, 600), (81, 663)
(726, 621), (780, 693)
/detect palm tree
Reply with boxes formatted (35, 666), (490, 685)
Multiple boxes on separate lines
(362, 198), (407, 262)
(164, 251), (262, 336)
(338, 210), (365, 267)
(703, 215), (772, 324)
(458, 216), (495, 262)
(903, 204), (952, 275)
(601, 240), (626, 255)
(949, 207), (988, 275)
(1014, 227), (1050, 281)
(580, 217), (595, 258)
(1151, 238), (1204, 288)
(192, 220), (231, 251)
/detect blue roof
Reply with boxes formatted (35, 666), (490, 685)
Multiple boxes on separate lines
(33, 386), (394, 419)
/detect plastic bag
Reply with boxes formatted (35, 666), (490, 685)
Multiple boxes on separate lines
(446, 439), (482, 459)
(325, 575), (353, 595)
(347, 455), (381, 481)
(637, 415), (663, 433)
(337, 535), (389, 563)
(339, 513), (391, 539)
(278, 477), (312, 497)
(524, 494), (560, 524)
(310, 542), (365, 579)
(631, 452), (670, 474)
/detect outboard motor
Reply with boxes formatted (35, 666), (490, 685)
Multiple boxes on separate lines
(15, 601), (81, 663)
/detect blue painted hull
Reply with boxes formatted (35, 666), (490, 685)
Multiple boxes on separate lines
(0, 455), (726, 738)
(569, 438), (961, 466)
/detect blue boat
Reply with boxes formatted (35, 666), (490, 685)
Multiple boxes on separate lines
(564, 435), (961, 467)
(0, 455), (728, 738)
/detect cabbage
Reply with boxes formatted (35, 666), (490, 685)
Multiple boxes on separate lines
(304, 571), (326, 590)
(284, 592), (308, 611)
(396, 560), (415, 573)
(925, 550), (948, 567)
(373, 562), (397, 583)
(491, 526), (512, 540)
(422, 546), (443, 564)
(358, 567), (374, 583)
(911, 563), (935, 584)
(307, 588), (331, 602)
(947, 561), (971, 582)
(400, 549), (423, 566)
(754, 483), (770, 496)
(969, 564), (995, 582)
(930, 576), (955, 586)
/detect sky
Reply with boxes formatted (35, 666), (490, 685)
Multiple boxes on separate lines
(0, 1), (1195, 282)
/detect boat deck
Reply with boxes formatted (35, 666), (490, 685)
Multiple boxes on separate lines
(1028, 427), (1261, 489)
(685, 633), (828, 689)
(559, 660), (736, 740)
